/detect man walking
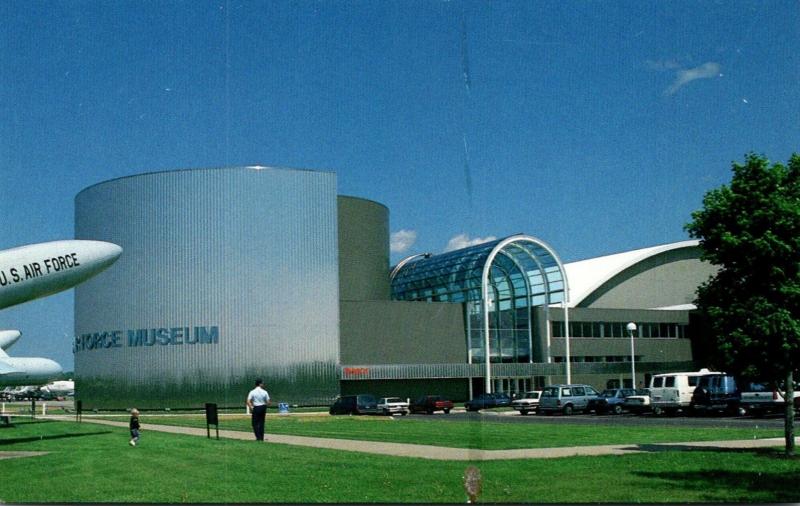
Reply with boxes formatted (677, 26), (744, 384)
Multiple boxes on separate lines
(246, 378), (271, 441)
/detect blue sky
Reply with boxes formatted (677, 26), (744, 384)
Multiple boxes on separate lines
(2, 1), (799, 370)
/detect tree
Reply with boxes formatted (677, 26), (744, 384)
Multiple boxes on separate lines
(686, 153), (800, 457)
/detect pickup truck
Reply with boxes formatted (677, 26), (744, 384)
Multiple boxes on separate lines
(410, 395), (454, 414)
(740, 382), (800, 416)
(376, 397), (409, 416)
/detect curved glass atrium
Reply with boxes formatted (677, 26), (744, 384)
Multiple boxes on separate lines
(391, 234), (569, 365)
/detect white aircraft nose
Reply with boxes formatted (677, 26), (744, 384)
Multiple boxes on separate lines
(86, 241), (123, 265)
(45, 359), (63, 376)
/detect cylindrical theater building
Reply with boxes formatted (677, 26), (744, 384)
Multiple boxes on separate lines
(74, 167), (341, 408)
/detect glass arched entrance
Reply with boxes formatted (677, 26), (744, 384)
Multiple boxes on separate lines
(391, 234), (572, 392)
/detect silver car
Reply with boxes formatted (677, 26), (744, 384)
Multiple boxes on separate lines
(537, 384), (600, 415)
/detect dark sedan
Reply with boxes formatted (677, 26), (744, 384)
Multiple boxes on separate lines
(587, 388), (637, 414)
(464, 392), (512, 411)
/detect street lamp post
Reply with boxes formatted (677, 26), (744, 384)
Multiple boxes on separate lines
(626, 322), (637, 388)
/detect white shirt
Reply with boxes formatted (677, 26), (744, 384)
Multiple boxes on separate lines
(247, 386), (270, 406)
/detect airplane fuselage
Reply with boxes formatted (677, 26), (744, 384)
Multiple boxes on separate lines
(0, 240), (122, 310)
(0, 357), (62, 386)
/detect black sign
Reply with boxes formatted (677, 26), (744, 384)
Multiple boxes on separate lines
(204, 403), (219, 440)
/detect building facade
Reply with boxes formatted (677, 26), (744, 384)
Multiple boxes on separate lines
(74, 166), (716, 408)
(74, 167), (341, 408)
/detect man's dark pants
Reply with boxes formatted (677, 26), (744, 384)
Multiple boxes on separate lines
(252, 405), (267, 441)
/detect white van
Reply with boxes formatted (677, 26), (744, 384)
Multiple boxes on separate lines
(649, 368), (716, 415)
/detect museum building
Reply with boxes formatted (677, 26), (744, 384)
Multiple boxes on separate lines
(73, 166), (716, 409)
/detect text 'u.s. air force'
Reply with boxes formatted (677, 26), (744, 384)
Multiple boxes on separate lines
(0, 253), (80, 287)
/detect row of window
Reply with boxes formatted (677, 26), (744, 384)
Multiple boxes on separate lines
(553, 355), (640, 363)
(551, 321), (689, 339)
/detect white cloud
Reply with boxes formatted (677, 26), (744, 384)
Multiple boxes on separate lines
(664, 62), (721, 96)
(390, 229), (417, 254)
(444, 233), (497, 253)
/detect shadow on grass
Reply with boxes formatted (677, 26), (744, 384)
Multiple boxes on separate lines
(0, 419), (54, 428)
(634, 469), (800, 502)
(0, 430), (113, 446)
(626, 443), (784, 455)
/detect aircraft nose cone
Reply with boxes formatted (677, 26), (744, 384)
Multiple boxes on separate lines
(80, 241), (123, 270)
(96, 241), (123, 263)
(44, 359), (63, 376)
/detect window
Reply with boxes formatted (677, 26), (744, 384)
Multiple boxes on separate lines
(573, 387), (586, 396)
(688, 376), (700, 387)
(561, 388), (572, 397)
(653, 377), (663, 387)
(665, 377), (675, 387)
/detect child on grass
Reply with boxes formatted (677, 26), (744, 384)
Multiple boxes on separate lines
(129, 408), (140, 446)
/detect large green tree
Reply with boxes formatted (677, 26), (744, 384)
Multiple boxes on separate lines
(686, 153), (800, 456)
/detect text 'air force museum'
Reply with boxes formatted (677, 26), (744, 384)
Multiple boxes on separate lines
(73, 167), (716, 409)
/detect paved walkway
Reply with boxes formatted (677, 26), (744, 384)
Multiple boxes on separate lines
(0, 451), (49, 460)
(43, 415), (797, 461)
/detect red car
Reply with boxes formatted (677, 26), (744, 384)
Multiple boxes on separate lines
(410, 395), (454, 414)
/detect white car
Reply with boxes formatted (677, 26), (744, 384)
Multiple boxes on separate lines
(622, 389), (652, 414)
(377, 397), (409, 416)
(511, 390), (542, 415)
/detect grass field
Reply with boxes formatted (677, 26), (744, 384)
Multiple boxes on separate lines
(137, 413), (783, 450)
(1, 418), (799, 503)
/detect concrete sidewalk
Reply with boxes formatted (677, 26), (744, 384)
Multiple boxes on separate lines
(46, 415), (795, 461)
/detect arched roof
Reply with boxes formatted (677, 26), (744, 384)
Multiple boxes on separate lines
(563, 240), (699, 307)
(390, 234), (568, 306)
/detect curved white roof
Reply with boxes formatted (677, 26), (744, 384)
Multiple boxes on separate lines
(563, 240), (700, 308)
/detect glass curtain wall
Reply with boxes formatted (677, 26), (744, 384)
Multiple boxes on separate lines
(391, 235), (566, 365)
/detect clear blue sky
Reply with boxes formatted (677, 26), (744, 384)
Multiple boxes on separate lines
(2, 1), (798, 370)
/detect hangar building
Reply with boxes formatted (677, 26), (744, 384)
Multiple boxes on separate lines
(73, 167), (716, 408)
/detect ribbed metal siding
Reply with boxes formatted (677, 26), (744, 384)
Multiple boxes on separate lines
(74, 167), (340, 408)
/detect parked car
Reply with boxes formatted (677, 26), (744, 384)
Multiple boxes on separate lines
(465, 392), (513, 411)
(538, 384), (600, 415)
(376, 397), (409, 416)
(409, 395), (454, 414)
(587, 388), (637, 414)
(512, 390), (542, 415)
(740, 381), (800, 416)
(329, 394), (379, 415)
(622, 389), (652, 414)
(690, 373), (742, 415)
(649, 369), (716, 415)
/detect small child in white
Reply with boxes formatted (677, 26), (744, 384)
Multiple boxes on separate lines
(129, 408), (140, 446)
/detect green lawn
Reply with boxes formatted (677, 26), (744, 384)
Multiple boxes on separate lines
(135, 413), (783, 450)
(0, 419), (798, 503)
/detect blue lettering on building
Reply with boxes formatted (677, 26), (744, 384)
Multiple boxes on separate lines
(75, 326), (220, 353)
